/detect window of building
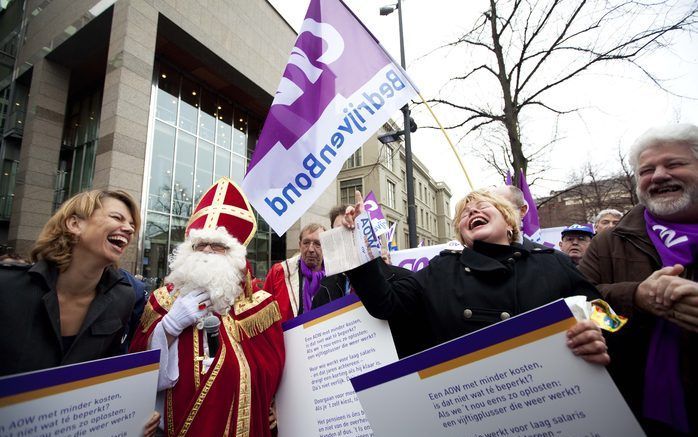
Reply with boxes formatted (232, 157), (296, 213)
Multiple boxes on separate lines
(340, 178), (363, 205)
(385, 146), (394, 171)
(55, 89), (103, 210)
(386, 180), (396, 208)
(343, 147), (362, 169)
(142, 62), (266, 284)
(0, 158), (18, 220)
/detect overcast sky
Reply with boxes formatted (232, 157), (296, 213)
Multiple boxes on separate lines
(267, 0), (698, 205)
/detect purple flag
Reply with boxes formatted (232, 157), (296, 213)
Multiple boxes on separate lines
(363, 191), (389, 236)
(517, 169), (542, 243)
(386, 222), (397, 251)
(242, 0), (418, 235)
(505, 170), (512, 185)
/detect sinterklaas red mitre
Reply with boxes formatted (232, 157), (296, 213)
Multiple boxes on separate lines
(185, 177), (257, 246)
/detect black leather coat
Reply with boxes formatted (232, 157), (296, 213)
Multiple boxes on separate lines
(0, 260), (135, 376)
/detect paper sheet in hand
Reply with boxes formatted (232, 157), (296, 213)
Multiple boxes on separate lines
(321, 211), (381, 276)
(276, 294), (398, 437)
(0, 350), (159, 437)
(351, 300), (644, 436)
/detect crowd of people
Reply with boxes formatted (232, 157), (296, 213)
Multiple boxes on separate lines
(0, 123), (696, 436)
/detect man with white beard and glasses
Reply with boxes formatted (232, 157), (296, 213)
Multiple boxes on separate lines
(130, 177), (284, 437)
(579, 124), (698, 436)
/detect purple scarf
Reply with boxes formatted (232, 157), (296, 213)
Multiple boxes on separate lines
(644, 210), (698, 267)
(642, 210), (698, 433)
(300, 259), (325, 313)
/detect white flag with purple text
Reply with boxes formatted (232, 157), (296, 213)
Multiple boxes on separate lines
(242, 0), (418, 235)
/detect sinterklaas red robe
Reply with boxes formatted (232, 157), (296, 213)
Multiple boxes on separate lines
(131, 277), (284, 437)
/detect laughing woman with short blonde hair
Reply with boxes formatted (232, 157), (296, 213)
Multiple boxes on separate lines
(341, 189), (609, 364)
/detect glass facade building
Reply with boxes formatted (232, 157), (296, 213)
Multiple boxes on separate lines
(140, 62), (273, 286)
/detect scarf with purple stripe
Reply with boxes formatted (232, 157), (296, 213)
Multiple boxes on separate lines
(642, 210), (698, 433)
(300, 259), (325, 313)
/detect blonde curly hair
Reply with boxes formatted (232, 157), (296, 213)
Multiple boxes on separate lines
(30, 190), (140, 271)
(453, 190), (521, 246)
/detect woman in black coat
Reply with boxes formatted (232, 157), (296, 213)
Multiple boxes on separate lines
(0, 189), (159, 436)
(343, 189), (609, 365)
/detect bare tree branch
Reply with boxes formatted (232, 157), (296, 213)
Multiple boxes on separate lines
(421, 0), (698, 183)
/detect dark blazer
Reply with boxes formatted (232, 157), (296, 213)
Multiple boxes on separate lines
(315, 273), (348, 309)
(348, 240), (600, 348)
(0, 260), (135, 376)
(119, 268), (146, 352)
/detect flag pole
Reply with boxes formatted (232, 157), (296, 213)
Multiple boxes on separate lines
(417, 93), (474, 190)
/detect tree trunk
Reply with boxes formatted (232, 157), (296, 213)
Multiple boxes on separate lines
(488, 0), (527, 185)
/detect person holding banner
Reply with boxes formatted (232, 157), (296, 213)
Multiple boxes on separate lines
(489, 185), (543, 247)
(329, 204), (349, 229)
(327, 205), (430, 357)
(264, 223), (345, 322)
(342, 190), (610, 365)
(130, 177), (284, 437)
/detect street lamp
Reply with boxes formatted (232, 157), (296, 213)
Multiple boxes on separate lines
(380, 0), (418, 248)
(377, 117), (417, 144)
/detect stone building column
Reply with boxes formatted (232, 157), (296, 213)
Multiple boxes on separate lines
(94, 0), (158, 270)
(8, 58), (70, 256)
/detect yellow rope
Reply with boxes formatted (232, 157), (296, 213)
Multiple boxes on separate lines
(417, 92), (474, 190)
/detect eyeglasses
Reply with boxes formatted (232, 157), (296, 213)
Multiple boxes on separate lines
(562, 235), (591, 243)
(192, 242), (229, 253)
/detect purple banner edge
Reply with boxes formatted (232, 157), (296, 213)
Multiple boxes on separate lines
(351, 299), (572, 393)
(282, 293), (361, 331)
(0, 349), (160, 398)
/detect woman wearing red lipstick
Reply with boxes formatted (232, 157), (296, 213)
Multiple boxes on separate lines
(343, 189), (609, 364)
(0, 189), (141, 375)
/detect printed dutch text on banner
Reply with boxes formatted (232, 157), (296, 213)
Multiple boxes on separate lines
(0, 350), (159, 437)
(351, 300), (644, 436)
(276, 294), (398, 436)
(243, 0), (418, 235)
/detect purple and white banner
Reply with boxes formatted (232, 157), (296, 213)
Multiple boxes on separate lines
(518, 170), (543, 244)
(507, 170), (543, 244)
(390, 240), (463, 272)
(363, 191), (389, 237)
(386, 222), (397, 251)
(243, 0), (418, 235)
